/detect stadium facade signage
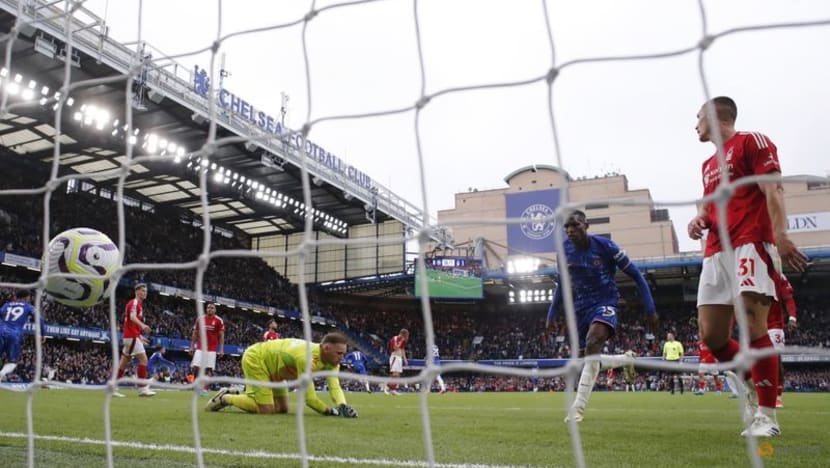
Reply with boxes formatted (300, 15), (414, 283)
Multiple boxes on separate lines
(0, 251), (41, 269)
(24, 322), (110, 341)
(787, 211), (830, 233)
(505, 189), (562, 254)
(193, 65), (374, 190)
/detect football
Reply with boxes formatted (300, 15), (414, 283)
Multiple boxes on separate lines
(44, 227), (121, 308)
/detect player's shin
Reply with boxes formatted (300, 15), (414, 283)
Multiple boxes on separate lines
(750, 334), (779, 412)
(226, 394), (259, 413)
(574, 360), (600, 409)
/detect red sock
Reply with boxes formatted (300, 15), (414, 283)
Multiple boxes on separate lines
(777, 385), (783, 397)
(750, 335), (779, 409)
(137, 364), (148, 380)
(698, 378), (705, 390)
(715, 377), (723, 392)
(711, 338), (740, 363)
(117, 368), (125, 379)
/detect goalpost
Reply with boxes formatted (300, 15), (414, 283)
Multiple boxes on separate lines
(0, 1), (829, 468)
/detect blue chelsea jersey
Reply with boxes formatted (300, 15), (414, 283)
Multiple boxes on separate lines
(562, 235), (625, 313)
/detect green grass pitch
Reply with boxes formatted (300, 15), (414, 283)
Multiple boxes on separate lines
(1, 388), (827, 467)
(416, 269), (482, 299)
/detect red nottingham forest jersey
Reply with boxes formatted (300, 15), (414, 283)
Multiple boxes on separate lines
(122, 299), (144, 339)
(701, 132), (781, 257)
(193, 315), (225, 351)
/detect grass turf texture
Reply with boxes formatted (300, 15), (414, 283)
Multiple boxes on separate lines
(0, 389), (827, 467)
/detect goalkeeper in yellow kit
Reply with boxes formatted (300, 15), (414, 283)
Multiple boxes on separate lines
(206, 332), (357, 417)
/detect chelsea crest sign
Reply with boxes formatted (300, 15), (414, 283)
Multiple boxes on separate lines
(520, 203), (557, 241)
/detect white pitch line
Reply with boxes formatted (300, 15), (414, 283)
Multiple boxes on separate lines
(0, 432), (561, 468)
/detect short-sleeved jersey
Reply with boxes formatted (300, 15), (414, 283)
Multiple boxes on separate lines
(389, 335), (407, 356)
(0, 300), (40, 338)
(343, 351), (367, 369)
(701, 132), (781, 257)
(263, 330), (280, 341)
(663, 340), (684, 361)
(561, 235), (626, 313)
(192, 315), (225, 351)
(244, 338), (345, 414)
(122, 298), (144, 339)
(767, 276), (796, 330)
(698, 341), (716, 365)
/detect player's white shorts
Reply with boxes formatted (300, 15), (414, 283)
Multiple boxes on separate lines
(389, 355), (403, 374)
(191, 350), (217, 370)
(767, 328), (785, 350)
(121, 337), (146, 357)
(697, 242), (781, 306)
(699, 363), (719, 374)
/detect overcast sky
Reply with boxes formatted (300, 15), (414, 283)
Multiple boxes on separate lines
(81, 0), (830, 253)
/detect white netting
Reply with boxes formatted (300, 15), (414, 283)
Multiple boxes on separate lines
(1, 1), (830, 467)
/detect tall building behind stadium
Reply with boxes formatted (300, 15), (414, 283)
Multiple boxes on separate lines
(436, 164), (830, 273)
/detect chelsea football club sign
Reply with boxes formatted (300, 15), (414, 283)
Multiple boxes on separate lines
(506, 189), (561, 254)
(192, 65), (374, 190)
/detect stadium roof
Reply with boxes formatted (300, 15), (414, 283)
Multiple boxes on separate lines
(0, 3), (437, 240)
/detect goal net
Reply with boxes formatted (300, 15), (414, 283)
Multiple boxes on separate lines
(1, 1), (829, 467)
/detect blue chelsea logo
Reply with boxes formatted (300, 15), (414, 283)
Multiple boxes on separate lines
(193, 65), (211, 98)
(520, 203), (556, 241)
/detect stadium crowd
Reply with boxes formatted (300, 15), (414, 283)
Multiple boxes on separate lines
(8, 335), (827, 394)
(1, 188), (828, 391)
(0, 191), (297, 308)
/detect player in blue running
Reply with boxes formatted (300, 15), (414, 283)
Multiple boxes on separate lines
(0, 290), (45, 381)
(546, 210), (658, 422)
(342, 349), (372, 393)
(427, 344), (447, 394)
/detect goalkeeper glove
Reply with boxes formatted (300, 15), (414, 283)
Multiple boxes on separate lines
(325, 407), (340, 416)
(338, 403), (358, 418)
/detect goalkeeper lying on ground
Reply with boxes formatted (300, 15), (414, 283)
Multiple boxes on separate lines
(206, 332), (358, 418)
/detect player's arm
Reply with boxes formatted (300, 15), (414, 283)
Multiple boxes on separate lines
(611, 242), (658, 330)
(128, 303), (150, 334)
(759, 177), (808, 272)
(545, 284), (563, 330)
(688, 203), (711, 240)
(324, 374), (358, 418)
(304, 374), (350, 416)
(784, 292), (798, 331)
(218, 329), (225, 356)
(746, 137), (807, 272)
(36, 309), (47, 344)
(189, 325), (198, 354)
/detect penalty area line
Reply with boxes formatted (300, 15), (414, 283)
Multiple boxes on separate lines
(0, 431), (552, 468)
